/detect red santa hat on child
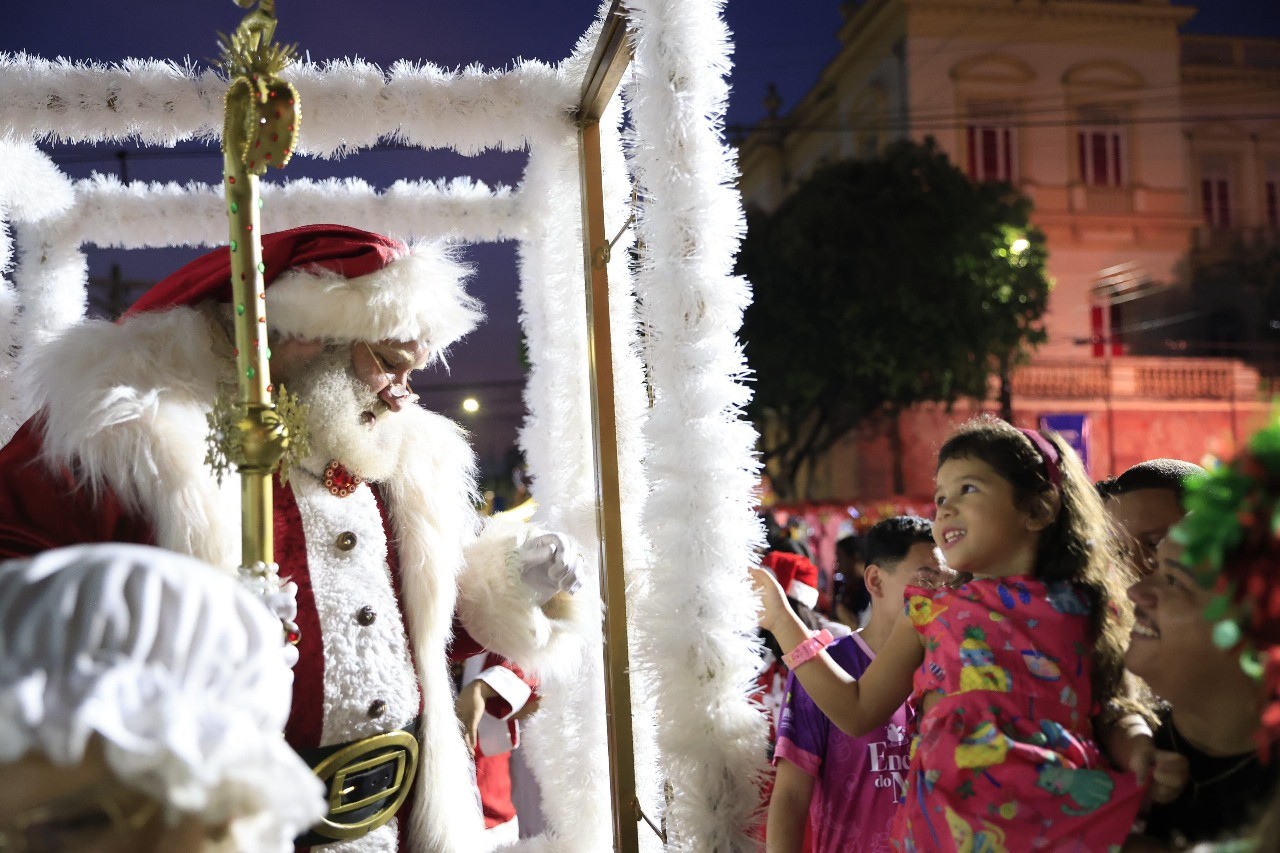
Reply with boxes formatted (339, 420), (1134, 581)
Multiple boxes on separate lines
(126, 224), (482, 352)
(761, 551), (820, 610)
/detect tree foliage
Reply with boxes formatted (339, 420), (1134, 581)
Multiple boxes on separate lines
(738, 138), (1050, 498)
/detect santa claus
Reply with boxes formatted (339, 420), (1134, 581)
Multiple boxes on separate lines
(0, 224), (594, 852)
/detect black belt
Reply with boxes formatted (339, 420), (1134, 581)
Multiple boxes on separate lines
(294, 719), (420, 847)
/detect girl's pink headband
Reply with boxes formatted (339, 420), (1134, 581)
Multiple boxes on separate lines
(1019, 428), (1062, 489)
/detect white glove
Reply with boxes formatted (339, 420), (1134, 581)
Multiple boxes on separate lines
(518, 532), (584, 605)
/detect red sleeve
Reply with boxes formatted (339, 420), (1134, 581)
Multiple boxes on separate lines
(0, 418), (155, 558)
(447, 618), (487, 663)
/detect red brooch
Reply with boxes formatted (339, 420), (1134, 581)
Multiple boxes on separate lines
(323, 460), (363, 498)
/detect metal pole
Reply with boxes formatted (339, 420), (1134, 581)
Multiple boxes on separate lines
(576, 4), (642, 850)
(217, 0), (301, 568)
(579, 119), (641, 853)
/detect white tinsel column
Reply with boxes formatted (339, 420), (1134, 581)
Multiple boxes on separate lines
(0, 142), (75, 442)
(624, 0), (769, 849)
(511, 24), (662, 842)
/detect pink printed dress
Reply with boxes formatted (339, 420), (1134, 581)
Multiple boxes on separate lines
(890, 576), (1143, 852)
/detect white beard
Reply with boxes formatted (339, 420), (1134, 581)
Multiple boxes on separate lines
(288, 350), (409, 484)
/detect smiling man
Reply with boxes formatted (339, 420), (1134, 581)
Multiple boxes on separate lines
(1126, 532), (1277, 847)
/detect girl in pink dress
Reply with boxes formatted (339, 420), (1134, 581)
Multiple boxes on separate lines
(754, 417), (1157, 852)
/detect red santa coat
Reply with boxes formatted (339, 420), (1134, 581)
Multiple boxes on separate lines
(0, 308), (591, 853)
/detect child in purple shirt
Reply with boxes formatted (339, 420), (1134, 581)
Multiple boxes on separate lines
(770, 517), (947, 853)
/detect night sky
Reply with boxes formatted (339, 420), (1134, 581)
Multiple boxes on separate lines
(4, 0), (1278, 465)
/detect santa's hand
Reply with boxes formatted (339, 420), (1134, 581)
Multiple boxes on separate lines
(454, 679), (493, 758)
(518, 532), (584, 605)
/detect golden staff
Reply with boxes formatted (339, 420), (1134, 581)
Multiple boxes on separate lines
(212, 0), (303, 572)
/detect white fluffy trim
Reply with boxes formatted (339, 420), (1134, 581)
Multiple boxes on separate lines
(22, 308), (240, 568)
(457, 512), (597, 685)
(268, 241), (483, 352)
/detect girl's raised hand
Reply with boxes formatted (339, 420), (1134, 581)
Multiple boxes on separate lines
(748, 564), (789, 633)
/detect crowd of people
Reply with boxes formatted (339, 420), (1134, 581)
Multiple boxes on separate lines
(753, 417), (1280, 852)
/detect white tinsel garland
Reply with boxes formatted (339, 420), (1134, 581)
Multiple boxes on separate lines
(623, 0), (769, 849)
(0, 53), (574, 156)
(0, 142), (76, 442)
(50, 174), (521, 249)
(512, 11), (663, 847)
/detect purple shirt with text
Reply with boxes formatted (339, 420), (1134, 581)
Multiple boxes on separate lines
(774, 633), (913, 853)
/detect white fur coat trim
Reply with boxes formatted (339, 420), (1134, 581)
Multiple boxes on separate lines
(267, 243), (483, 352)
(24, 306), (593, 851)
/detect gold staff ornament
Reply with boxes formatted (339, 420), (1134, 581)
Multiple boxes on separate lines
(208, 0), (309, 600)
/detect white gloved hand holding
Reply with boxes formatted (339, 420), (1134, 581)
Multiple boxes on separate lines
(518, 532), (584, 605)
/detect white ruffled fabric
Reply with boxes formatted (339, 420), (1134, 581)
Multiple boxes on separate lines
(0, 544), (325, 852)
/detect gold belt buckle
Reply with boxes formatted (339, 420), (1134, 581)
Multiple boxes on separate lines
(308, 729), (419, 841)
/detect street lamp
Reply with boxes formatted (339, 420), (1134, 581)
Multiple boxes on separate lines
(461, 397), (480, 414)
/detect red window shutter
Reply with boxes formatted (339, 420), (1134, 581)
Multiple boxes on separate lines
(967, 126), (976, 178)
(1078, 132), (1087, 183)
(1111, 133), (1122, 186)
(1002, 128), (1012, 181)
(1090, 304), (1105, 358)
(981, 128), (999, 181)
(1217, 180), (1231, 227)
(1092, 133), (1109, 186)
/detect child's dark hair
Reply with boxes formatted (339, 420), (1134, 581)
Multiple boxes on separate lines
(937, 416), (1149, 721)
(863, 515), (934, 568)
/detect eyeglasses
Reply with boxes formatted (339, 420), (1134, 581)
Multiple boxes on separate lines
(0, 782), (159, 853)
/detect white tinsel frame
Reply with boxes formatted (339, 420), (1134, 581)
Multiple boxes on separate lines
(0, 1), (766, 849)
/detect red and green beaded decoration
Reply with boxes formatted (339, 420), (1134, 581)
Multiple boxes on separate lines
(1172, 409), (1280, 749)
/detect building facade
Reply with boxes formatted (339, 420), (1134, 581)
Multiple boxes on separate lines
(738, 0), (1279, 498)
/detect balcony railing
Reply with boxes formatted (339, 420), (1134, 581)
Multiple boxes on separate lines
(1005, 357), (1260, 401)
(1135, 364), (1233, 399)
(1070, 184), (1134, 215)
(1010, 363), (1109, 399)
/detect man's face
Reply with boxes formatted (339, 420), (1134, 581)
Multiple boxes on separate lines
(280, 340), (429, 482)
(1108, 488), (1183, 576)
(273, 337), (430, 416)
(350, 339), (431, 414)
(871, 541), (949, 618)
(1124, 534), (1223, 701)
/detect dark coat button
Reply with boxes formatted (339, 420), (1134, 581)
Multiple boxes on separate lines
(356, 605), (377, 626)
(335, 531), (357, 551)
(368, 698), (388, 718)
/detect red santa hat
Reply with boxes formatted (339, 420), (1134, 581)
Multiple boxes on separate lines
(760, 551), (820, 610)
(125, 224), (482, 352)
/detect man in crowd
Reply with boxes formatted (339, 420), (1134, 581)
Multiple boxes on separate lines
(1126, 527), (1277, 846)
(768, 516), (949, 853)
(1104, 458), (1204, 575)
(0, 225), (592, 852)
